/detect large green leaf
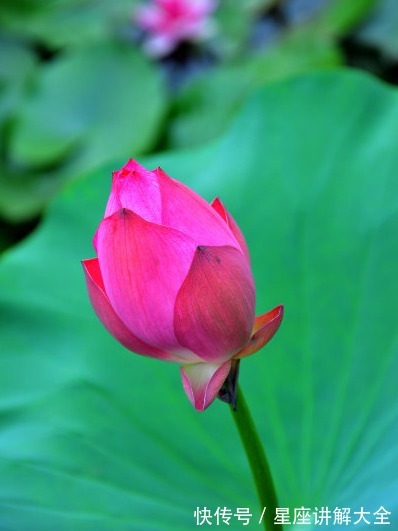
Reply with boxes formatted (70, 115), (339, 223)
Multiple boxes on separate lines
(0, 0), (138, 48)
(1, 70), (397, 530)
(307, 0), (378, 35)
(213, 0), (276, 58)
(0, 37), (37, 124)
(1, 41), (166, 222)
(168, 0), (381, 151)
(10, 41), (165, 168)
(168, 28), (341, 149)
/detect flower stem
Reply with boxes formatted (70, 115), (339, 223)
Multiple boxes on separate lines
(230, 386), (280, 531)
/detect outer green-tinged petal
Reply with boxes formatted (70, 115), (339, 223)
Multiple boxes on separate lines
(235, 305), (284, 359)
(180, 361), (232, 411)
(174, 245), (255, 363)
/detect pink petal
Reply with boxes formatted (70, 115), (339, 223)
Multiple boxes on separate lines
(158, 0), (216, 18)
(135, 5), (164, 31)
(82, 258), (183, 362)
(96, 208), (199, 354)
(158, 0), (181, 9)
(136, 0), (216, 55)
(180, 360), (231, 411)
(174, 245), (255, 363)
(211, 197), (250, 262)
(155, 167), (239, 248)
(186, 0), (216, 17)
(104, 159), (162, 224)
(235, 305), (284, 359)
(144, 34), (178, 57)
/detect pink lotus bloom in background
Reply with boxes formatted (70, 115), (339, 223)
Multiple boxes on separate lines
(82, 160), (283, 411)
(134, 0), (217, 57)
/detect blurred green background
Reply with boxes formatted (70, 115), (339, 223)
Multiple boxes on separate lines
(1, 1), (398, 529)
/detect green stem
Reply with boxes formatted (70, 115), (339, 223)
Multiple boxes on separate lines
(231, 386), (280, 531)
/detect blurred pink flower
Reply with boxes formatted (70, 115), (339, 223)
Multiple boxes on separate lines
(135, 0), (217, 57)
(82, 160), (283, 410)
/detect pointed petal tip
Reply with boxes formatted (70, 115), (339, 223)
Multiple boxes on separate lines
(155, 166), (169, 179)
(235, 304), (284, 359)
(82, 257), (105, 290)
(180, 361), (231, 411)
(112, 159), (146, 180)
(210, 197), (250, 261)
(210, 196), (226, 220)
(122, 158), (142, 171)
(210, 196), (223, 208)
(258, 304), (283, 329)
(82, 258), (96, 274)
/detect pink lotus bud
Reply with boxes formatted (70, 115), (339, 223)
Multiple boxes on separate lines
(134, 0), (217, 57)
(82, 160), (283, 411)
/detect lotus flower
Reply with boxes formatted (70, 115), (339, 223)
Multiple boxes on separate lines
(82, 160), (283, 411)
(134, 0), (217, 57)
